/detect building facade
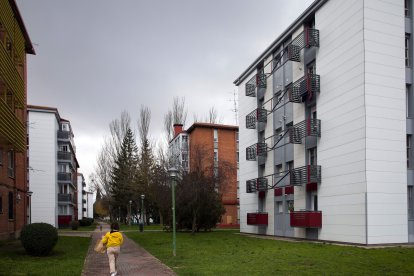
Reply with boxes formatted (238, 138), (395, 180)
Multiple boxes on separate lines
(235, 0), (411, 244)
(169, 123), (240, 227)
(77, 173), (93, 219)
(28, 106), (79, 228)
(0, 0), (35, 240)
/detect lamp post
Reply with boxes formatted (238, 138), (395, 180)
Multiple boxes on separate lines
(27, 191), (33, 224)
(168, 167), (178, 257)
(141, 194), (145, 232)
(129, 200), (132, 226)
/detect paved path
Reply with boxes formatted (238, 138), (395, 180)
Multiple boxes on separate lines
(82, 222), (176, 276)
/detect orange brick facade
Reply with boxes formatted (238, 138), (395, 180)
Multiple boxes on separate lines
(187, 123), (239, 227)
(0, 0), (34, 239)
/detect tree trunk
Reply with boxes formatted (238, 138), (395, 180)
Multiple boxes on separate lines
(191, 211), (197, 234)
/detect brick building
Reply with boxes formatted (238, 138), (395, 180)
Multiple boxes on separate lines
(0, 0), (35, 240)
(169, 123), (239, 227)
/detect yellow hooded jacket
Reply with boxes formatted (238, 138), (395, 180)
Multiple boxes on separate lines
(102, 230), (123, 248)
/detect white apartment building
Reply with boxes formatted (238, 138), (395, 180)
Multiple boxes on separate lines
(235, 0), (412, 244)
(168, 124), (189, 172)
(77, 173), (94, 219)
(28, 106), (79, 228)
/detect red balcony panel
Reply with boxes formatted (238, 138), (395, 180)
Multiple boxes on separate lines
(285, 186), (294, 194)
(274, 188), (283, 196)
(247, 213), (268, 225)
(58, 215), (72, 227)
(306, 182), (318, 192)
(290, 211), (322, 228)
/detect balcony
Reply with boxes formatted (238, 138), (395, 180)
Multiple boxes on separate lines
(58, 193), (74, 203)
(57, 151), (73, 162)
(58, 172), (72, 181)
(245, 108), (267, 129)
(246, 142), (267, 161)
(0, 99), (25, 152)
(290, 165), (321, 187)
(57, 130), (71, 140)
(291, 28), (320, 50)
(247, 212), (268, 225)
(289, 74), (320, 103)
(246, 177), (268, 193)
(290, 211), (322, 228)
(245, 71), (267, 97)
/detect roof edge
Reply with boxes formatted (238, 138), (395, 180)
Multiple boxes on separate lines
(8, 0), (35, 55)
(233, 0), (327, 86)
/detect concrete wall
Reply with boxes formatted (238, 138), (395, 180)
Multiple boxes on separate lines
(28, 111), (58, 227)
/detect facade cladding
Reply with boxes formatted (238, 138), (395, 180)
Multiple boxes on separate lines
(0, 0), (34, 240)
(169, 123), (240, 227)
(27, 106), (79, 228)
(235, 0), (413, 244)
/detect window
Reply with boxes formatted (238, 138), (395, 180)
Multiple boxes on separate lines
(0, 148), (3, 165)
(406, 34), (410, 67)
(61, 123), (69, 131)
(7, 150), (14, 178)
(59, 145), (69, 152)
(0, 195), (3, 214)
(408, 135), (412, 168)
(182, 135), (188, 151)
(8, 192), (13, 219)
(313, 195), (318, 211)
(58, 164), (68, 173)
(286, 161), (294, 172)
(408, 186), (414, 220)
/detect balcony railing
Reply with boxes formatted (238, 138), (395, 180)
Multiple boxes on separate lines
(289, 74), (320, 103)
(58, 193), (74, 203)
(246, 177), (268, 193)
(57, 130), (71, 140)
(245, 108), (267, 129)
(58, 172), (72, 181)
(291, 28), (320, 49)
(290, 211), (322, 228)
(245, 70), (267, 97)
(247, 212), (268, 225)
(57, 151), (72, 161)
(290, 165), (321, 186)
(246, 142), (267, 161)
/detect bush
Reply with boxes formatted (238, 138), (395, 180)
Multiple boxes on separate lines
(79, 218), (94, 227)
(71, 220), (79, 230)
(20, 223), (58, 256)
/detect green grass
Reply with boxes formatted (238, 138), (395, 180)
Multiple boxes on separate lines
(0, 236), (90, 275)
(126, 230), (414, 275)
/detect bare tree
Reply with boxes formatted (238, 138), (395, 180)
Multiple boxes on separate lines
(207, 106), (218, 124)
(137, 105), (151, 145)
(164, 96), (187, 143)
(164, 110), (174, 142)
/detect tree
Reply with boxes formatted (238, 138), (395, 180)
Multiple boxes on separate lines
(164, 96), (187, 142)
(110, 127), (138, 223)
(175, 145), (227, 234)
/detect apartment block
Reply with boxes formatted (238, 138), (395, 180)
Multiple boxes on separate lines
(27, 105), (79, 228)
(0, 0), (35, 240)
(235, 0), (411, 244)
(77, 173), (93, 219)
(169, 123), (239, 227)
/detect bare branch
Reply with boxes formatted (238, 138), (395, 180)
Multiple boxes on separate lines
(138, 105), (151, 145)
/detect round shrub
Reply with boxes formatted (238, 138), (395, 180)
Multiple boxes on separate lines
(71, 220), (79, 230)
(20, 223), (58, 256)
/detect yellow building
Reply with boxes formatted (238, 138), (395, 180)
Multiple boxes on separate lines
(0, 0), (35, 240)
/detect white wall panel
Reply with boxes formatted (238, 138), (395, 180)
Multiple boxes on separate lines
(29, 111), (58, 227)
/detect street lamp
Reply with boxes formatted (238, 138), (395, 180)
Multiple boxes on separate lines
(168, 167), (178, 257)
(27, 191), (33, 224)
(129, 200), (132, 226)
(141, 194), (145, 232)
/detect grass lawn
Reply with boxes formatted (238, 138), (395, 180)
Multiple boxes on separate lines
(0, 236), (90, 275)
(59, 221), (98, 232)
(126, 230), (414, 275)
(120, 224), (163, 231)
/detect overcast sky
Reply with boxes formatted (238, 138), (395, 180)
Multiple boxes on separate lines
(16, 0), (314, 184)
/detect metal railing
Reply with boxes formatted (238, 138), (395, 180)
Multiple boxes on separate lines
(290, 165), (321, 186)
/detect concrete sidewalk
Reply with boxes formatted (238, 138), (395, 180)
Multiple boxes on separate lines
(82, 222), (176, 276)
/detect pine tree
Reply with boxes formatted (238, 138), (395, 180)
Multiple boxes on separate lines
(110, 127), (138, 222)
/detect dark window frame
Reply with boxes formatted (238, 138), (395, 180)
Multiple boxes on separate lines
(8, 192), (13, 220)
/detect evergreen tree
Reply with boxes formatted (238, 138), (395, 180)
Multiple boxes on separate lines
(110, 127), (138, 222)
